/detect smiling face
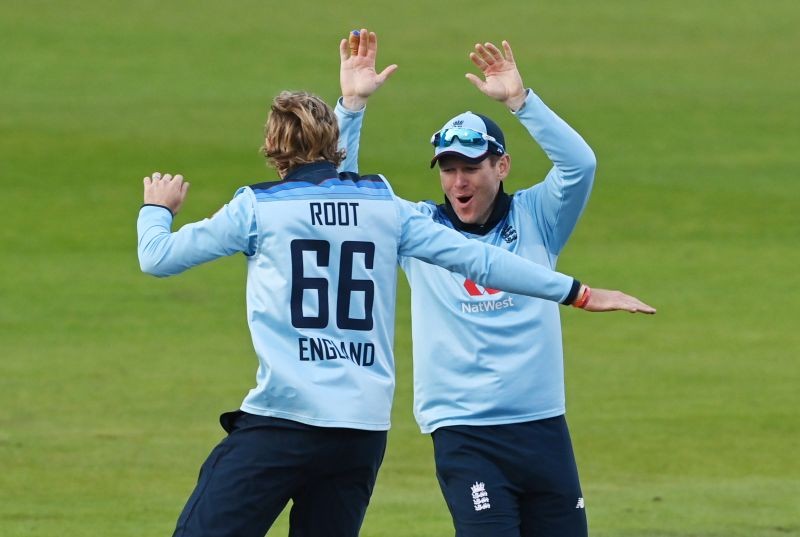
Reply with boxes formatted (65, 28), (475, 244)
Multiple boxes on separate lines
(438, 154), (510, 225)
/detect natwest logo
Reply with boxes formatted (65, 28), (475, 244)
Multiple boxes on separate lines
(463, 279), (500, 297)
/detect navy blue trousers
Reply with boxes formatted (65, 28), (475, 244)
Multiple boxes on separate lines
(432, 415), (587, 537)
(172, 411), (387, 537)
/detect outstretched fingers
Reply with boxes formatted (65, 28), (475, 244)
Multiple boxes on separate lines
(501, 40), (515, 63)
(583, 289), (656, 314)
(344, 28), (378, 60)
(469, 43), (492, 71)
(358, 27), (369, 57)
(628, 297), (656, 314)
(367, 30), (380, 59)
(614, 291), (656, 314)
(484, 41), (504, 62)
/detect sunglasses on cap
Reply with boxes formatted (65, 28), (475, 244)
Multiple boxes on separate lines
(430, 128), (505, 154)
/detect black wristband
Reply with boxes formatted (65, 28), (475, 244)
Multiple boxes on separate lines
(140, 204), (174, 217)
(562, 279), (582, 305)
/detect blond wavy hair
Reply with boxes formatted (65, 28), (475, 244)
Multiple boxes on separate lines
(262, 91), (345, 177)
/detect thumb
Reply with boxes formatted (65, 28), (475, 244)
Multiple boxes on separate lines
(339, 38), (349, 62)
(465, 73), (487, 93)
(376, 64), (399, 84)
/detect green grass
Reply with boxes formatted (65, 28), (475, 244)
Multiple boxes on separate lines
(2, 1), (798, 536)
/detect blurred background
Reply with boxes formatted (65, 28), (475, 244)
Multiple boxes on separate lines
(1, 1), (798, 535)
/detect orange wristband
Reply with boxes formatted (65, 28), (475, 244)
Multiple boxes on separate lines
(573, 285), (592, 309)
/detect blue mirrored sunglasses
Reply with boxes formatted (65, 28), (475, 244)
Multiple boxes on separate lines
(430, 127), (505, 154)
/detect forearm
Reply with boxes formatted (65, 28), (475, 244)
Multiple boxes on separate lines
(454, 239), (574, 302)
(400, 206), (574, 303)
(137, 205), (186, 277)
(137, 201), (249, 277)
(516, 89), (596, 189)
(335, 98), (365, 173)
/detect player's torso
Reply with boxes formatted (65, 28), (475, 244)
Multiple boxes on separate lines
(408, 196), (554, 322)
(240, 164), (401, 430)
(404, 195), (566, 432)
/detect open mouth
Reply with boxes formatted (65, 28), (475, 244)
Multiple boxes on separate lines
(456, 195), (473, 204)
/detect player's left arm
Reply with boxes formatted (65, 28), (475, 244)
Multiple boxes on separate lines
(513, 90), (596, 254)
(467, 40), (595, 255)
(137, 172), (257, 277)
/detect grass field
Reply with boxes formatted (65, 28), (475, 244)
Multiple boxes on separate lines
(1, 1), (798, 536)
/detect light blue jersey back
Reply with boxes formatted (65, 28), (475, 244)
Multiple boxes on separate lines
(138, 161), (577, 431)
(240, 167), (399, 429)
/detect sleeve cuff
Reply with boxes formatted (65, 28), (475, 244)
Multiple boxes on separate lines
(336, 97), (366, 115)
(140, 204), (174, 217)
(561, 278), (582, 305)
(510, 88), (534, 115)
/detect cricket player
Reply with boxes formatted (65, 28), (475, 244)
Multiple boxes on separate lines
(337, 31), (654, 537)
(137, 66), (653, 537)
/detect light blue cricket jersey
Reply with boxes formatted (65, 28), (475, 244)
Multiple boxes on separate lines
(336, 89), (595, 432)
(137, 161), (577, 431)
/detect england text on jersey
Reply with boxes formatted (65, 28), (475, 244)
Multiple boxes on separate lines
(298, 337), (375, 366)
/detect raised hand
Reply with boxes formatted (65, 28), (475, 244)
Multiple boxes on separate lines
(339, 28), (398, 111)
(143, 172), (190, 216)
(465, 40), (527, 111)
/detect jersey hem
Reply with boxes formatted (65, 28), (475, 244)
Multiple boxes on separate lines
(240, 404), (390, 431)
(418, 407), (565, 434)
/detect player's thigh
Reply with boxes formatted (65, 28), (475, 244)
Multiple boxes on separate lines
(288, 429), (387, 537)
(518, 417), (587, 537)
(432, 428), (522, 537)
(173, 413), (309, 537)
(519, 490), (587, 537)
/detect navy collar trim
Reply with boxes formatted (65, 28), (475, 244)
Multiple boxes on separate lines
(283, 161), (339, 184)
(439, 183), (512, 235)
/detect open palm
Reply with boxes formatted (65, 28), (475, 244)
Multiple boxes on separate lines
(339, 29), (397, 109)
(466, 41), (526, 110)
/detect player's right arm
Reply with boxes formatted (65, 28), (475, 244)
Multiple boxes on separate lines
(336, 28), (397, 173)
(137, 172), (257, 277)
(336, 100), (364, 174)
(396, 198), (655, 313)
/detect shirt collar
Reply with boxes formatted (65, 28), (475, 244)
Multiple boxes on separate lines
(284, 161), (339, 183)
(440, 183), (512, 236)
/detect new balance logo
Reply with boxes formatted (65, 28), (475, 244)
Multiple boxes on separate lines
(576, 497), (585, 509)
(471, 482), (491, 511)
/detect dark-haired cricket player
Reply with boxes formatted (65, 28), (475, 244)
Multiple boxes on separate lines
(337, 32), (655, 537)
